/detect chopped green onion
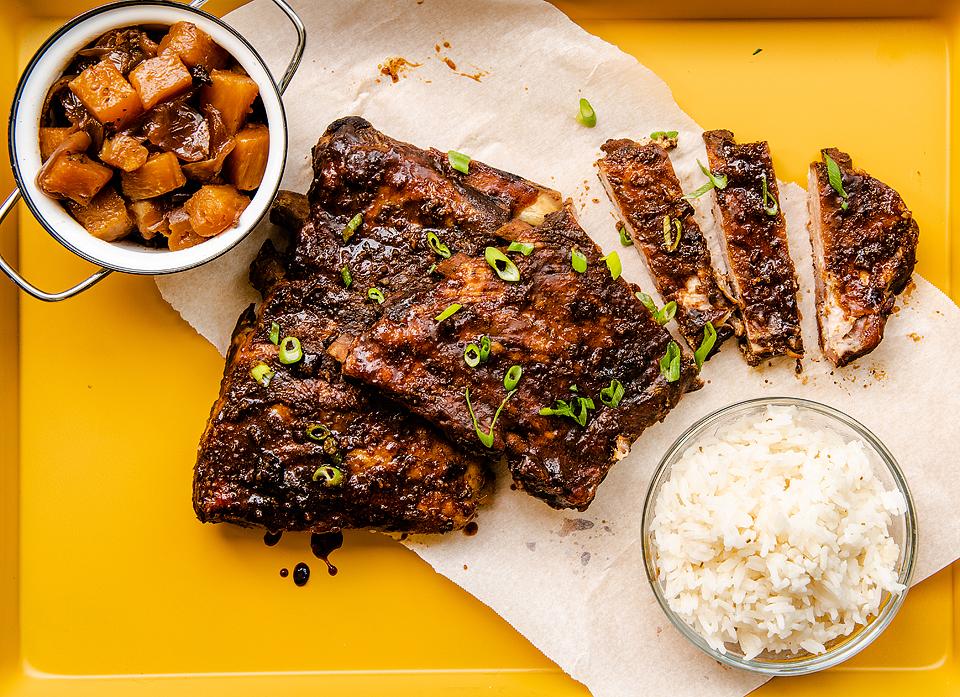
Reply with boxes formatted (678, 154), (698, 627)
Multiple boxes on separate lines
(435, 303), (462, 322)
(694, 321), (717, 369)
(342, 213), (362, 241)
(427, 231), (452, 258)
(601, 251), (622, 280)
(341, 265), (352, 288)
(278, 336), (303, 365)
(650, 130), (679, 141)
(760, 173), (779, 216)
(617, 222), (632, 246)
(268, 321), (280, 345)
(507, 241), (534, 256)
(600, 378), (624, 408)
(367, 287), (385, 304)
(250, 362), (274, 387)
(683, 181), (715, 200)
(427, 263), (438, 275)
(479, 335), (491, 361)
(662, 215), (682, 252)
(504, 364), (523, 391)
(448, 150), (471, 174)
(539, 395), (595, 427)
(824, 153), (849, 210)
(636, 291), (657, 313)
(576, 97), (597, 128)
(571, 247), (587, 273)
(464, 343), (481, 367)
(485, 247), (520, 282)
(635, 291), (675, 325)
(569, 384), (578, 392)
(465, 387), (515, 448)
(306, 423), (330, 442)
(660, 341), (681, 383)
(683, 160), (728, 200)
(312, 464), (344, 487)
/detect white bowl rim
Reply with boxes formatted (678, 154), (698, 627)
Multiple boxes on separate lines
(8, 0), (288, 275)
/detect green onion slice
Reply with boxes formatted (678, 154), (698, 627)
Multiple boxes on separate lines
(760, 173), (779, 216)
(576, 97), (597, 128)
(427, 231), (452, 259)
(824, 153), (849, 210)
(367, 287), (385, 304)
(636, 291), (657, 314)
(659, 341), (681, 383)
(427, 263), (438, 275)
(485, 247), (520, 282)
(341, 265), (352, 288)
(306, 423), (330, 442)
(465, 387), (515, 448)
(464, 343), (481, 367)
(342, 213), (362, 241)
(278, 336), (303, 365)
(435, 303), (462, 322)
(617, 222), (632, 246)
(507, 241), (534, 256)
(504, 364), (523, 390)
(539, 395), (595, 427)
(478, 336), (491, 361)
(682, 160), (728, 200)
(694, 321), (717, 369)
(448, 150), (471, 174)
(635, 292), (676, 325)
(250, 362), (274, 387)
(601, 251), (622, 280)
(682, 181), (715, 201)
(650, 130), (679, 141)
(569, 384), (578, 392)
(600, 378), (624, 408)
(571, 247), (587, 273)
(662, 215), (682, 252)
(312, 464), (344, 487)
(269, 321), (280, 345)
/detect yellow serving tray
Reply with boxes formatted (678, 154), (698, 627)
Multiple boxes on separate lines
(2, 1), (958, 695)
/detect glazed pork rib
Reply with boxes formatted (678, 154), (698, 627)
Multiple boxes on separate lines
(597, 139), (736, 356)
(702, 130), (803, 365)
(342, 206), (699, 510)
(807, 148), (919, 367)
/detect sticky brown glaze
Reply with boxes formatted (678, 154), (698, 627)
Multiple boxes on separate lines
(342, 206), (698, 511)
(597, 139), (736, 356)
(807, 148), (918, 367)
(702, 130), (803, 366)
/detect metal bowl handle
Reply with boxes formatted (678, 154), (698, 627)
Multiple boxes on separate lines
(0, 189), (112, 302)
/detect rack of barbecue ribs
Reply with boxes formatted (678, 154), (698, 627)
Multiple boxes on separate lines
(807, 148), (919, 367)
(702, 129), (804, 365)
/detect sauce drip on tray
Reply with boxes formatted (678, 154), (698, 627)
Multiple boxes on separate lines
(310, 531), (344, 576)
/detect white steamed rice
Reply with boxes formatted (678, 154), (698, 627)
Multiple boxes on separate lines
(650, 405), (907, 660)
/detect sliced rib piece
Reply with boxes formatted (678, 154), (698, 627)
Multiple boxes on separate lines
(807, 148), (919, 367)
(342, 206), (699, 510)
(702, 129), (803, 365)
(597, 138), (736, 356)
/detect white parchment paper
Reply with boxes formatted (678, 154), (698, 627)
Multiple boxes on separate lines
(157, 2), (960, 695)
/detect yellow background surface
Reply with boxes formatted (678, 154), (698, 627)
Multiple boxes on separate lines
(1, 1), (959, 695)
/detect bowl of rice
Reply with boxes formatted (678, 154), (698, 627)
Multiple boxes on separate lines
(642, 397), (917, 675)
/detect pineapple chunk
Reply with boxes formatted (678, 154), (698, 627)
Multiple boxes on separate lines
(200, 70), (259, 135)
(166, 207), (205, 250)
(69, 60), (143, 128)
(158, 22), (229, 70)
(129, 200), (169, 240)
(225, 124), (269, 190)
(67, 187), (133, 242)
(128, 52), (193, 110)
(99, 134), (149, 172)
(39, 127), (74, 162)
(121, 152), (186, 200)
(37, 137), (113, 206)
(183, 184), (250, 237)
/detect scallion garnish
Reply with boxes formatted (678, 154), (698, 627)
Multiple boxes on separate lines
(250, 362), (274, 387)
(427, 263), (438, 275)
(306, 423), (330, 442)
(341, 265), (352, 288)
(617, 222), (632, 246)
(660, 341), (681, 383)
(539, 395), (595, 427)
(465, 387), (515, 448)
(342, 213), (362, 241)
(683, 160), (728, 200)
(278, 336), (303, 365)
(435, 303), (462, 322)
(600, 378), (624, 408)
(576, 97), (597, 128)
(662, 215), (682, 252)
(760, 173), (779, 216)
(504, 364), (523, 390)
(507, 241), (534, 256)
(479, 335), (491, 361)
(448, 150), (471, 174)
(650, 130), (679, 141)
(601, 251), (622, 280)
(485, 247), (520, 282)
(367, 287), (385, 304)
(824, 153), (849, 210)
(636, 292), (677, 325)
(312, 464), (344, 487)
(571, 247), (587, 273)
(269, 321), (280, 345)
(694, 321), (717, 369)
(464, 343), (481, 367)
(570, 384), (578, 392)
(427, 231), (452, 258)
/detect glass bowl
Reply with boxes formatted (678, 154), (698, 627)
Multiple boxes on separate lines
(641, 397), (917, 676)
